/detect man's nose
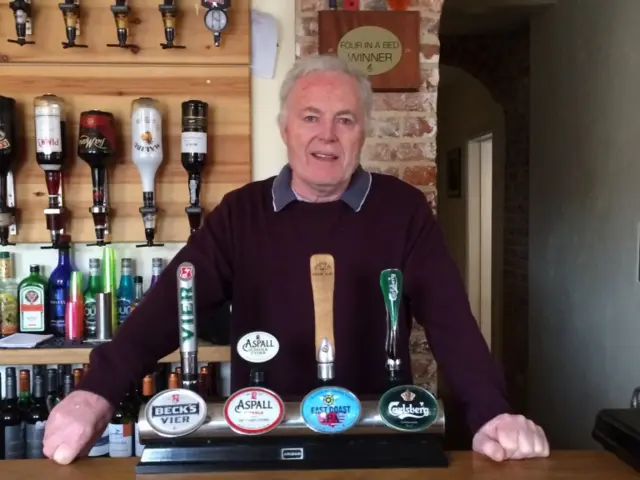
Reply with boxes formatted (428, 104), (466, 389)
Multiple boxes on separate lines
(318, 120), (338, 142)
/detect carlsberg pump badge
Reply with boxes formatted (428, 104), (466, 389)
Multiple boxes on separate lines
(378, 385), (439, 432)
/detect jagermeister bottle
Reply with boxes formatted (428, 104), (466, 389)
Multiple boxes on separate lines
(83, 258), (101, 340)
(0, 251), (18, 337)
(18, 265), (48, 334)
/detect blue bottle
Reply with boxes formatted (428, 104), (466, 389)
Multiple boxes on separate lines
(48, 236), (76, 337)
(116, 258), (135, 326)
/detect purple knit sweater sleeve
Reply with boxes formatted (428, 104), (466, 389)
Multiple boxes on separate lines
(75, 196), (235, 408)
(403, 196), (511, 435)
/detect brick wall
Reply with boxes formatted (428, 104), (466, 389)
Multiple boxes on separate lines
(441, 27), (530, 412)
(295, 0), (444, 393)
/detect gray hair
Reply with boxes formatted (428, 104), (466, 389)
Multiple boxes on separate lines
(277, 54), (373, 129)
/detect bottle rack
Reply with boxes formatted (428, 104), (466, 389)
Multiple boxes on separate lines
(0, 0), (251, 245)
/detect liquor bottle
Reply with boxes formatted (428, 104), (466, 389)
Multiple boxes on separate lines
(116, 258), (134, 326)
(0, 251), (18, 337)
(61, 373), (74, 399)
(1, 368), (25, 459)
(33, 94), (68, 247)
(130, 276), (143, 313)
(18, 369), (31, 413)
(108, 396), (134, 457)
(48, 236), (76, 337)
(18, 265), (48, 334)
(83, 258), (101, 340)
(198, 366), (210, 400)
(25, 374), (49, 459)
(45, 368), (61, 412)
(135, 375), (154, 457)
(148, 257), (163, 292)
(73, 368), (83, 387)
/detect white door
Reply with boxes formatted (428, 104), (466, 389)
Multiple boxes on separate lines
(466, 134), (493, 349)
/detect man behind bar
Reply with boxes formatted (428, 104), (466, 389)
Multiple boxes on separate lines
(43, 54), (549, 464)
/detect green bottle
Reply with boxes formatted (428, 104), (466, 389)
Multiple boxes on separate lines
(83, 258), (102, 340)
(18, 265), (48, 334)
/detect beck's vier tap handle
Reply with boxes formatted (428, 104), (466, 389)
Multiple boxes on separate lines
(380, 269), (403, 379)
(177, 262), (198, 392)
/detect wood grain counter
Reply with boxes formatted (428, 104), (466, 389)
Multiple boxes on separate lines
(0, 451), (636, 479)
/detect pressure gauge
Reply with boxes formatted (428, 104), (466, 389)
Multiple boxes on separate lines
(204, 8), (228, 33)
(203, 7), (228, 47)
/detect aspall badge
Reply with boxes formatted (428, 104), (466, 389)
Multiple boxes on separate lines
(300, 387), (361, 434)
(378, 385), (439, 432)
(237, 331), (279, 363)
(145, 389), (208, 438)
(223, 386), (285, 435)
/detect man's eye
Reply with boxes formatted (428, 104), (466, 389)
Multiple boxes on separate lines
(338, 117), (354, 125)
(303, 116), (318, 122)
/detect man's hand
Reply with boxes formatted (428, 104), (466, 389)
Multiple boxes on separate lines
(43, 390), (114, 465)
(472, 413), (549, 461)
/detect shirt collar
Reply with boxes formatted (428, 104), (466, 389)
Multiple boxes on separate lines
(271, 164), (372, 213)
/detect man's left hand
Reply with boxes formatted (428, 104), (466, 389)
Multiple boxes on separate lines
(472, 413), (549, 461)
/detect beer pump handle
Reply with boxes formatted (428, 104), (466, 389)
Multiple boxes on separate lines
(380, 269), (403, 384)
(177, 262), (198, 393)
(310, 254), (335, 384)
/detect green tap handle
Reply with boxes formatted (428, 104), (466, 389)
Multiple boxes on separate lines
(380, 269), (403, 374)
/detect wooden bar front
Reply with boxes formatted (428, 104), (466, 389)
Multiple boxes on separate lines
(0, 451), (636, 479)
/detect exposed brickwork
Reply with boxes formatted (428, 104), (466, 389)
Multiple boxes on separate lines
(440, 27), (530, 413)
(295, 0), (443, 393)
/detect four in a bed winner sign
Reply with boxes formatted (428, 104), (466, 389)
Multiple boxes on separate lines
(317, 10), (421, 91)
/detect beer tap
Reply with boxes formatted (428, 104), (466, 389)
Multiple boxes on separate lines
(131, 97), (164, 248)
(158, 0), (185, 49)
(106, 0), (139, 51)
(8, 0), (35, 46)
(0, 96), (18, 246)
(177, 262), (199, 392)
(34, 94), (68, 249)
(77, 110), (116, 246)
(380, 268), (403, 386)
(181, 100), (208, 234)
(202, 0), (230, 47)
(59, 0), (88, 49)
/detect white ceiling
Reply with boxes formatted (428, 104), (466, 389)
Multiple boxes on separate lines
(440, 0), (557, 35)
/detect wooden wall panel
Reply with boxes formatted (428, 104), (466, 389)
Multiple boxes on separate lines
(0, 0), (249, 65)
(0, 0), (251, 245)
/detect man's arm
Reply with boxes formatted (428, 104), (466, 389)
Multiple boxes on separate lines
(402, 197), (511, 435)
(75, 195), (235, 408)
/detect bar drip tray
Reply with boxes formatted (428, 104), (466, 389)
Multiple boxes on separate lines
(136, 433), (449, 475)
(593, 408), (640, 472)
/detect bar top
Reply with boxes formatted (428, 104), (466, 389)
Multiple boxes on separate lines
(0, 451), (635, 479)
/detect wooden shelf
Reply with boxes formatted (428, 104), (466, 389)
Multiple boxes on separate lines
(0, 341), (230, 365)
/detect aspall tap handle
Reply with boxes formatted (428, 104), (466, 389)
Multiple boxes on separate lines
(177, 261), (198, 392)
(380, 269), (403, 383)
(236, 331), (279, 388)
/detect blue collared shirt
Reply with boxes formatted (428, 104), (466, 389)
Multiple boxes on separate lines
(271, 164), (372, 213)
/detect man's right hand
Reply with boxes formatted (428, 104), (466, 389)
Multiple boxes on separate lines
(43, 390), (114, 465)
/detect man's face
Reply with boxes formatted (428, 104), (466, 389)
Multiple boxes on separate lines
(280, 71), (366, 194)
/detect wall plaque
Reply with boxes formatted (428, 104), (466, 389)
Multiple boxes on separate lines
(318, 11), (420, 92)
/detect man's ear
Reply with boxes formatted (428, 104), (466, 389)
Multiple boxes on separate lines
(279, 120), (288, 145)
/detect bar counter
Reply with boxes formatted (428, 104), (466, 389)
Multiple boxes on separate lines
(0, 451), (636, 479)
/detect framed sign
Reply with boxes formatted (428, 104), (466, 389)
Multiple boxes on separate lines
(318, 11), (420, 92)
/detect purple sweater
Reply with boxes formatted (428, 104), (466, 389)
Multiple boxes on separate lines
(77, 166), (511, 435)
